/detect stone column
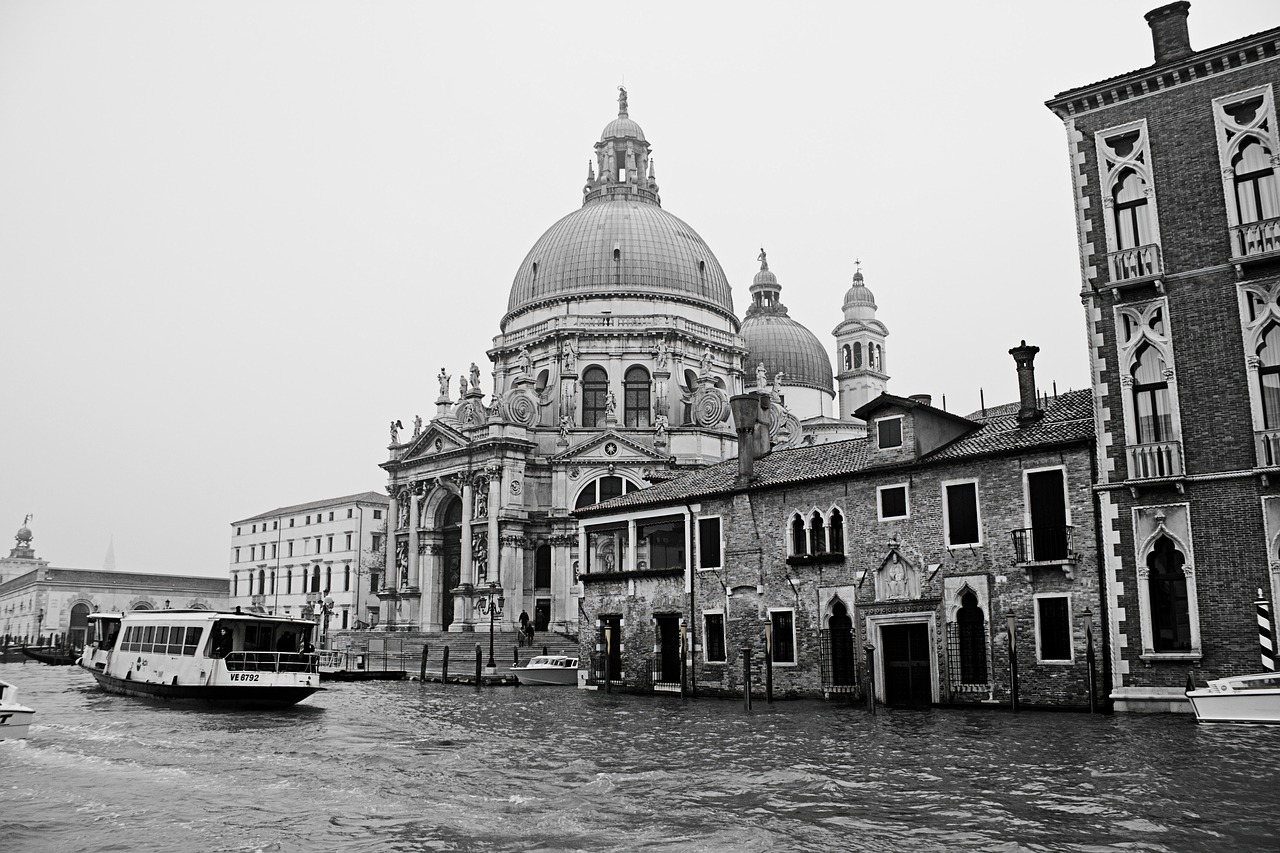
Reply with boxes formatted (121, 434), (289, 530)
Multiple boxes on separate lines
(460, 480), (474, 584)
(486, 465), (501, 586)
(408, 490), (421, 589)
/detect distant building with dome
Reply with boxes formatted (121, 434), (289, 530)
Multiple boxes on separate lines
(371, 89), (890, 637)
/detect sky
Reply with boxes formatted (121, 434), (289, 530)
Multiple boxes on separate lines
(1, 0), (1276, 577)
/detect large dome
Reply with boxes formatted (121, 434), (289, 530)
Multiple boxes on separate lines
(504, 198), (735, 323)
(742, 313), (834, 393)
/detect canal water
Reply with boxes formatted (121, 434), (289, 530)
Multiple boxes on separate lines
(3, 663), (1278, 852)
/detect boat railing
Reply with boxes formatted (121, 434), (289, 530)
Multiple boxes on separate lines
(223, 651), (318, 674)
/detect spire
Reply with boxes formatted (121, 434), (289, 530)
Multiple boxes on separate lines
(586, 160), (595, 182)
(103, 536), (116, 571)
(586, 88), (658, 206)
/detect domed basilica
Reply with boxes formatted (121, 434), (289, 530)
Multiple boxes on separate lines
(378, 90), (889, 635)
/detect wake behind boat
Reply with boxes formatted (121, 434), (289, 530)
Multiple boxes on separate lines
(1186, 671), (1280, 723)
(0, 677), (36, 739)
(78, 610), (324, 708)
(510, 654), (579, 686)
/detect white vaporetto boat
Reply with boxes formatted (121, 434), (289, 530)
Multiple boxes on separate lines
(1186, 671), (1280, 723)
(78, 610), (324, 708)
(510, 655), (579, 686)
(0, 677), (36, 739)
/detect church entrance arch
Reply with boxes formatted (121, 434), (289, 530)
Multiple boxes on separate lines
(69, 602), (91, 648)
(439, 496), (463, 631)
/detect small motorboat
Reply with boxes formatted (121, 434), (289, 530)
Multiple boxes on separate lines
(1186, 671), (1280, 723)
(0, 677), (36, 739)
(510, 654), (579, 686)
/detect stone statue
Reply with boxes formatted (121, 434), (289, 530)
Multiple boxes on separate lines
(699, 347), (713, 379)
(558, 414), (571, 439)
(517, 347), (532, 375)
(757, 247), (767, 269)
(605, 391), (617, 417)
(652, 338), (669, 370)
(390, 419), (403, 443)
(773, 371), (784, 396)
(459, 375), (468, 399)
(413, 415), (422, 438)
(437, 368), (450, 398)
(469, 362), (481, 390)
(398, 499), (409, 530)
(887, 560), (907, 600)
(474, 486), (487, 519)
(562, 340), (577, 373)
(473, 533), (488, 579)
(755, 362), (767, 390)
(618, 85), (628, 116)
(654, 413), (668, 441)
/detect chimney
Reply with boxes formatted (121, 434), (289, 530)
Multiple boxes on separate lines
(908, 394), (932, 408)
(1146, 2), (1193, 65)
(729, 392), (773, 481)
(1009, 340), (1044, 426)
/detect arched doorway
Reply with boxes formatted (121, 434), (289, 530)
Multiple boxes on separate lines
(69, 603), (91, 648)
(827, 600), (856, 687)
(440, 496), (463, 630)
(956, 591), (988, 685)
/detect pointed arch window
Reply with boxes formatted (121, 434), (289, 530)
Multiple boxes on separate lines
(828, 509), (845, 555)
(790, 514), (807, 556)
(1257, 323), (1280, 429)
(957, 591), (988, 684)
(1148, 536), (1191, 652)
(1233, 137), (1279, 225)
(1112, 167), (1154, 251)
(624, 365), (651, 428)
(809, 511), (826, 555)
(583, 366), (609, 428)
(1131, 343), (1172, 443)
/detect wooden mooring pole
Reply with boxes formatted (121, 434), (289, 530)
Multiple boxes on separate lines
(741, 647), (752, 711)
(419, 644), (429, 682)
(475, 644), (482, 689)
(441, 646), (450, 683)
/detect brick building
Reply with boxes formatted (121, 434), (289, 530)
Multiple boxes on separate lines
(1047, 3), (1280, 711)
(574, 347), (1105, 709)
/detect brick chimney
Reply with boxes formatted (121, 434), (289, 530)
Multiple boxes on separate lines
(1009, 340), (1043, 426)
(1146, 2), (1193, 65)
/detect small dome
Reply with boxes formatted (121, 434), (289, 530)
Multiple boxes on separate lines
(752, 266), (778, 289)
(742, 313), (834, 393)
(601, 117), (646, 142)
(842, 269), (878, 320)
(15, 524), (32, 544)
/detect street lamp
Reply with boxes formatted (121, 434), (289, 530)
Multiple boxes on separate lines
(476, 581), (505, 670)
(321, 595), (335, 649)
(37, 608), (44, 646)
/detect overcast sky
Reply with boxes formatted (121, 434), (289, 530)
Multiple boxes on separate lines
(1, 1), (1274, 577)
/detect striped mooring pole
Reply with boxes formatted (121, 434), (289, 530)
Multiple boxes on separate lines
(1257, 589), (1277, 672)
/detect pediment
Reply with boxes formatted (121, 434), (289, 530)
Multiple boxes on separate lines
(553, 430), (667, 464)
(401, 421), (470, 460)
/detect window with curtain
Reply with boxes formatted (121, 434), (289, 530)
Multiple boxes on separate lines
(624, 365), (651, 428)
(1112, 168), (1153, 250)
(1131, 343), (1172, 443)
(1259, 323), (1280, 429)
(1234, 138), (1280, 224)
(583, 366), (609, 427)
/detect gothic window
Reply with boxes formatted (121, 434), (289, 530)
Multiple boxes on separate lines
(583, 366), (609, 427)
(790, 513), (807, 555)
(853, 342), (862, 369)
(957, 591), (987, 684)
(1147, 536), (1191, 652)
(1131, 342), (1172, 443)
(809, 511), (826, 554)
(1233, 138), (1279, 224)
(828, 508), (845, 554)
(624, 365), (651, 428)
(1258, 323), (1280, 429)
(1112, 167), (1153, 251)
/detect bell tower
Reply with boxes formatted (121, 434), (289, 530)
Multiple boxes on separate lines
(833, 265), (889, 419)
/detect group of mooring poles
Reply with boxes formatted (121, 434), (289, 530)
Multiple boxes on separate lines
(416, 642), (553, 687)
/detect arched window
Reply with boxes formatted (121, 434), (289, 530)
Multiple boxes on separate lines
(258, 569), (265, 595)
(583, 366), (609, 427)
(269, 571), (275, 595)
(344, 566), (351, 592)
(311, 566), (321, 593)
(574, 475), (633, 510)
(1131, 343), (1171, 443)
(1233, 138), (1279, 224)
(1112, 168), (1153, 250)
(842, 345), (852, 370)
(535, 544), (552, 588)
(286, 570), (292, 595)
(875, 344), (883, 371)
(1148, 536), (1191, 652)
(827, 600), (855, 686)
(232, 573), (238, 597)
(1258, 323), (1280, 429)
(809, 511), (826, 554)
(957, 591), (988, 684)
(828, 508), (845, 554)
(853, 342), (863, 369)
(624, 365), (651, 428)
(325, 567), (333, 594)
(790, 514), (807, 555)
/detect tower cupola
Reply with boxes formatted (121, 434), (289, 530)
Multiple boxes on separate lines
(833, 264), (890, 420)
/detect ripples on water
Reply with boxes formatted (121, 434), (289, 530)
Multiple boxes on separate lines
(3, 663), (1278, 852)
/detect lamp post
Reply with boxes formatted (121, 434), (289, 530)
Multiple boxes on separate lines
(321, 594), (335, 649)
(1006, 613), (1019, 713)
(476, 581), (504, 671)
(1083, 606), (1097, 714)
(37, 608), (44, 646)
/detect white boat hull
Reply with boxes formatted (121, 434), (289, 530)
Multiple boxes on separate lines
(1187, 671), (1280, 723)
(0, 677), (36, 739)
(510, 655), (579, 686)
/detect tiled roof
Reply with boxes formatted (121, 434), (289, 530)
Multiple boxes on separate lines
(577, 389), (1093, 516)
(234, 491), (388, 524)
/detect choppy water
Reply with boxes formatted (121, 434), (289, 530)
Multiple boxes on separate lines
(3, 663), (1279, 852)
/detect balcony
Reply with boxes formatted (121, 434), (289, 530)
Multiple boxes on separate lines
(1010, 526), (1074, 564)
(1127, 440), (1183, 480)
(1256, 428), (1280, 467)
(1106, 244), (1163, 286)
(1231, 216), (1280, 263)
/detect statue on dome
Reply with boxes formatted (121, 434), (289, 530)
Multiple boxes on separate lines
(469, 362), (481, 390)
(459, 375), (468, 399)
(773, 371), (785, 396)
(437, 368), (450, 398)
(561, 340), (577, 373)
(755, 362), (767, 390)
(618, 85), (628, 116)
(516, 347), (532, 375)
(413, 415), (422, 438)
(757, 248), (768, 270)
(652, 338), (669, 370)
(699, 347), (713, 379)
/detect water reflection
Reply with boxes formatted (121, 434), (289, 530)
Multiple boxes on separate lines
(3, 664), (1278, 852)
